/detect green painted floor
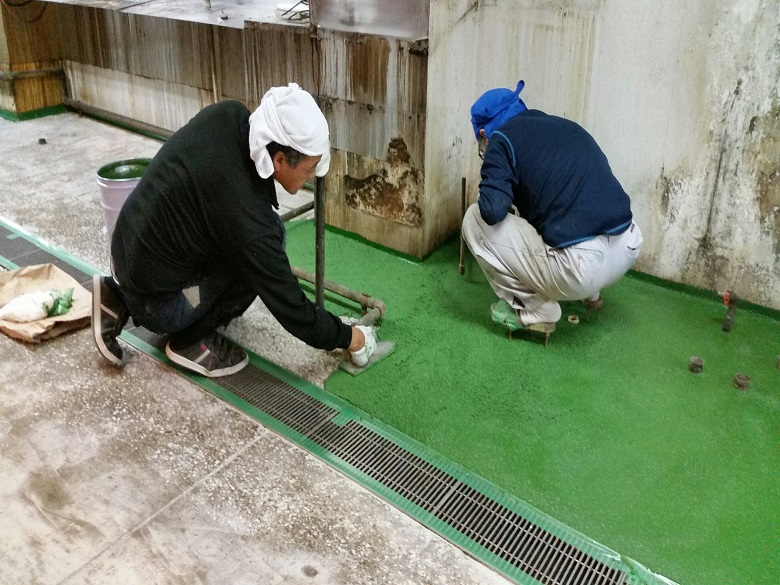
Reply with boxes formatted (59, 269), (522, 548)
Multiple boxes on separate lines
(286, 221), (779, 585)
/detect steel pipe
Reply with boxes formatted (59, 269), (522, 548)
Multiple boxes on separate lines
(315, 176), (326, 307)
(280, 200), (314, 222)
(63, 98), (174, 141)
(0, 68), (64, 81)
(459, 176), (466, 275)
(291, 266), (386, 326)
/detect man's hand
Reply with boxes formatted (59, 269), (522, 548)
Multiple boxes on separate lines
(348, 325), (377, 367)
(348, 325), (365, 351)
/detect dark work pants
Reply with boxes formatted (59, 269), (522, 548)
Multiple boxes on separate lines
(118, 268), (255, 348)
(115, 211), (285, 348)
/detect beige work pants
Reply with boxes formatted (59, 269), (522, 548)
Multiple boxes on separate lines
(461, 203), (643, 324)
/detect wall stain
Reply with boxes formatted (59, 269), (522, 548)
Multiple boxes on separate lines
(387, 136), (411, 165)
(656, 170), (671, 219)
(345, 34), (389, 105)
(753, 102), (780, 254)
(654, 167), (694, 226)
(678, 77), (779, 305)
(681, 79), (743, 288)
(343, 136), (422, 227)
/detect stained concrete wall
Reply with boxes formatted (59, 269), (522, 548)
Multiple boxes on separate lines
(427, 0), (780, 309)
(0, 3), (430, 255)
(3, 0), (777, 305)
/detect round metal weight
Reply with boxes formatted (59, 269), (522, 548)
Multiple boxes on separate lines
(689, 356), (704, 374)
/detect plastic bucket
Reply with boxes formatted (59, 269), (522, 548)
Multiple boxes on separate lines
(96, 158), (151, 241)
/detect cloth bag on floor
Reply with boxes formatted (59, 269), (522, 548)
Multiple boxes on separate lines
(0, 263), (90, 343)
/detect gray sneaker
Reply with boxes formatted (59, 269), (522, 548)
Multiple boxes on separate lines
(165, 331), (248, 377)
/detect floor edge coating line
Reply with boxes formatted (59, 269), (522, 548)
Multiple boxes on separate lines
(0, 215), (674, 585)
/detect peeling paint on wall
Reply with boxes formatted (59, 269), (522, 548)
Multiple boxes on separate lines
(343, 136), (423, 227)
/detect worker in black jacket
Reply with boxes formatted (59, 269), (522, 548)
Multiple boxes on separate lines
(462, 81), (643, 342)
(92, 84), (375, 377)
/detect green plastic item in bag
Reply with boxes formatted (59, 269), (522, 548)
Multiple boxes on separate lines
(47, 288), (74, 317)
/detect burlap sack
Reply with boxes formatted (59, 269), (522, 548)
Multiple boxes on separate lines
(0, 263), (91, 343)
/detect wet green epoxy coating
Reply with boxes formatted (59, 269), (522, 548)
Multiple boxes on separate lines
(96, 158), (152, 180)
(286, 221), (779, 585)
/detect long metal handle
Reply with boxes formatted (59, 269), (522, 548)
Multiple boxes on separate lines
(459, 176), (466, 275)
(291, 266), (387, 327)
(315, 176), (325, 306)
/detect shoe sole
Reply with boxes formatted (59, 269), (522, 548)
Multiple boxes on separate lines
(165, 341), (248, 378)
(505, 322), (555, 347)
(91, 273), (124, 367)
(491, 303), (557, 332)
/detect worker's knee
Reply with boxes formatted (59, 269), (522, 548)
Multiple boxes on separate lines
(461, 203), (483, 245)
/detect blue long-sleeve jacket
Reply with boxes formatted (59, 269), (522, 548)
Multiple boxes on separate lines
(478, 109), (633, 248)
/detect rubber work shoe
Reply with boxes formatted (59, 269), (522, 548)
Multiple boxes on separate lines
(490, 299), (556, 347)
(165, 331), (248, 378)
(92, 274), (130, 366)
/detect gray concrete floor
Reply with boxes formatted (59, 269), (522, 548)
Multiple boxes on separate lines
(0, 113), (512, 585)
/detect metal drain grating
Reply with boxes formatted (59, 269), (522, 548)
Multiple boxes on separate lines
(13, 248), (93, 287)
(0, 226), (630, 585)
(0, 227), (37, 259)
(308, 420), (625, 585)
(128, 326), (339, 438)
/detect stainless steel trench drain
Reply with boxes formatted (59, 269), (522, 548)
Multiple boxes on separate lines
(0, 224), (628, 585)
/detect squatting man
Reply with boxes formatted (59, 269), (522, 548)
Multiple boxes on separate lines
(462, 80), (643, 342)
(92, 83), (376, 377)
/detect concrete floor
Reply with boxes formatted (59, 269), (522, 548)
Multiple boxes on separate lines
(0, 113), (512, 585)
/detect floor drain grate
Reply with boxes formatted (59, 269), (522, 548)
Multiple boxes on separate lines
(219, 367), (338, 436)
(307, 420), (626, 585)
(0, 226), (631, 585)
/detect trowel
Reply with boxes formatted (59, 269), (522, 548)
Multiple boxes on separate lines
(339, 340), (395, 376)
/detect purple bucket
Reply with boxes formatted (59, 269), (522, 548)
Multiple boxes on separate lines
(96, 158), (150, 242)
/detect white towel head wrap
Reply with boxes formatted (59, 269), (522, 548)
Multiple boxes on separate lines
(248, 83), (331, 179)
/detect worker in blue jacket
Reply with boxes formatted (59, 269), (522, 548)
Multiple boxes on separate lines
(462, 81), (643, 343)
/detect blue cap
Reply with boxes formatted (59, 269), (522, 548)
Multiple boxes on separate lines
(470, 80), (528, 140)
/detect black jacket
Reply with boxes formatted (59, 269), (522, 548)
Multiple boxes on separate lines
(112, 100), (352, 350)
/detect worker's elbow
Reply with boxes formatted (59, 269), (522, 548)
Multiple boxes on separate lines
(482, 214), (500, 226)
